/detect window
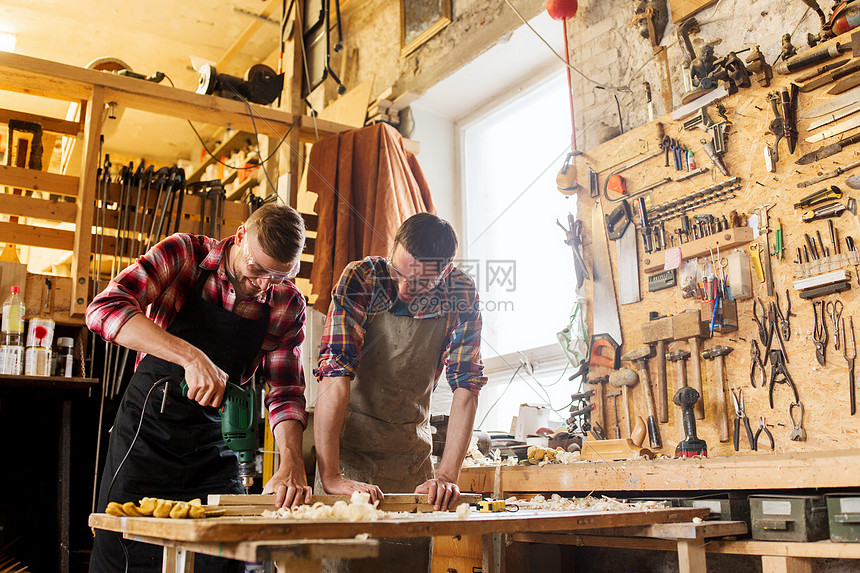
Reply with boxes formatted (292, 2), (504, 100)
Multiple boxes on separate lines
(460, 71), (579, 362)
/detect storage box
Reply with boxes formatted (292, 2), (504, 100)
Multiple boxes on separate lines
(826, 495), (860, 542)
(750, 495), (829, 542)
(682, 494), (750, 525)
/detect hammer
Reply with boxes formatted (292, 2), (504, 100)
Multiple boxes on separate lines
(672, 310), (708, 420)
(701, 345), (734, 443)
(607, 390), (622, 439)
(609, 368), (639, 437)
(641, 314), (674, 424)
(621, 346), (662, 449)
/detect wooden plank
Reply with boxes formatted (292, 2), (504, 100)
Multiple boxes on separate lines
(71, 84), (103, 317)
(492, 449), (860, 493)
(761, 556), (813, 573)
(670, 0), (717, 23)
(318, 79), (375, 129)
(0, 164), (80, 196)
(89, 506), (709, 544)
(575, 520), (748, 540)
(216, 0), (280, 71)
(25, 274), (84, 326)
(207, 493), (481, 512)
(517, 533), (860, 559)
(0, 221), (74, 250)
(0, 193), (77, 222)
(641, 226), (754, 273)
(0, 108), (81, 136)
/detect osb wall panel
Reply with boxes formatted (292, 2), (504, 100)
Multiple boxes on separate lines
(573, 60), (860, 458)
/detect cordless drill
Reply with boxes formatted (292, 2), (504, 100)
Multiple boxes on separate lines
(674, 386), (707, 457)
(179, 380), (259, 491)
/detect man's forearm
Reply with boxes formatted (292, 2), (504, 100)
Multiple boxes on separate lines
(272, 419), (306, 478)
(314, 376), (351, 482)
(435, 388), (478, 482)
(113, 313), (201, 369)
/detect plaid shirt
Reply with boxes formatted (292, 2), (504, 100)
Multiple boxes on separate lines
(315, 256), (487, 394)
(86, 233), (308, 429)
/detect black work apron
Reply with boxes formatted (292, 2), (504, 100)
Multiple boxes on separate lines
(318, 309), (449, 573)
(90, 270), (270, 573)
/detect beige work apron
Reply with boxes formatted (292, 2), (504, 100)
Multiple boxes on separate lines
(322, 309), (449, 573)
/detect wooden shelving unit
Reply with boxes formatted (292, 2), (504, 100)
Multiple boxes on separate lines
(0, 374), (98, 391)
(458, 449), (860, 495)
(0, 51), (356, 318)
(186, 129), (251, 183)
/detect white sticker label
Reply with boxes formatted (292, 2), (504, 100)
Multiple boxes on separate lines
(692, 500), (722, 514)
(841, 498), (860, 513)
(663, 247), (683, 270)
(761, 500), (793, 516)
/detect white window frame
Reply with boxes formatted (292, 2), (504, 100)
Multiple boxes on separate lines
(455, 65), (576, 378)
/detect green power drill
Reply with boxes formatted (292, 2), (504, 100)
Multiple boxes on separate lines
(179, 380), (258, 492)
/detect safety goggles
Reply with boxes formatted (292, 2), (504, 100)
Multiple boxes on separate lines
(240, 239), (300, 284)
(388, 259), (450, 292)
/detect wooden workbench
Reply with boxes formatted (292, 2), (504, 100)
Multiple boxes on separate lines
(90, 505), (708, 572)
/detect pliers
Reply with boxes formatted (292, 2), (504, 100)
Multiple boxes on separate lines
(769, 301), (789, 363)
(753, 298), (770, 360)
(750, 339), (765, 388)
(813, 300), (827, 366)
(827, 300), (844, 351)
(769, 349), (801, 408)
(731, 389), (756, 451)
(775, 289), (793, 341)
(753, 416), (775, 450)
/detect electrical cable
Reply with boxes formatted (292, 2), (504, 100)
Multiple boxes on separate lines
(477, 365), (522, 429)
(502, 0), (633, 91)
(102, 375), (177, 573)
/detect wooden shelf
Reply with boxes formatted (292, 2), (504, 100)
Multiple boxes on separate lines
(187, 130), (250, 183)
(641, 226), (755, 274)
(458, 449), (860, 494)
(0, 374), (98, 391)
(226, 177), (259, 202)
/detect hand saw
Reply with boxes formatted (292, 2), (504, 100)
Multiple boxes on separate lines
(590, 201), (624, 369)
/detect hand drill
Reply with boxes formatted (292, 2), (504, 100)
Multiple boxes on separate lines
(179, 380), (259, 491)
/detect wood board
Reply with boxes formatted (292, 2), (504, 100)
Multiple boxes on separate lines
(207, 493), (481, 513)
(571, 43), (860, 459)
(670, 0), (717, 24)
(90, 506), (708, 544)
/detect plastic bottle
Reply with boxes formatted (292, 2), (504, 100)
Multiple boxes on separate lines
(1, 286), (25, 375)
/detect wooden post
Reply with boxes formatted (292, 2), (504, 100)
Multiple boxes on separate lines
(676, 535), (707, 573)
(161, 546), (194, 573)
(71, 86), (104, 317)
(482, 533), (529, 573)
(285, 0), (304, 208)
(761, 556), (813, 573)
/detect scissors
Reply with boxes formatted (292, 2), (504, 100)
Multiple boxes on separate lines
(826, 300), (844, 351)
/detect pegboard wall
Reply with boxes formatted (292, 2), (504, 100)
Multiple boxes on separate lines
(573, 37), (860, 459)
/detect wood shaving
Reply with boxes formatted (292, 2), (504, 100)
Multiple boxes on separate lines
(456, 502), (471, 519)
(263, 491), (385, 521)
(510, 494), (666, 512)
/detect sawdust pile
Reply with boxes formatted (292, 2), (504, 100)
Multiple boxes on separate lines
(512, 494), (666, 512)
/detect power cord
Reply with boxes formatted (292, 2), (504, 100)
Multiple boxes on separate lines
(102, 375), (178, 573)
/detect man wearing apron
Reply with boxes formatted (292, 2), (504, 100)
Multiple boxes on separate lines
(314, 213), (486, 572)
(86, 204), (312, 572)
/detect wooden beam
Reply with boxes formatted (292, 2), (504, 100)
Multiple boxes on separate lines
(761, 556), (813, 573)
(0, 164), (79, 196)
(483, 449), (860, 493)
(71, 85), (103, 317)
(515, 533), (860, 559)
(217, 0), (281, 71)
(0, 108), (81, 136)
(0, 221), (75, 250)
(0, 193), (77, 222)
